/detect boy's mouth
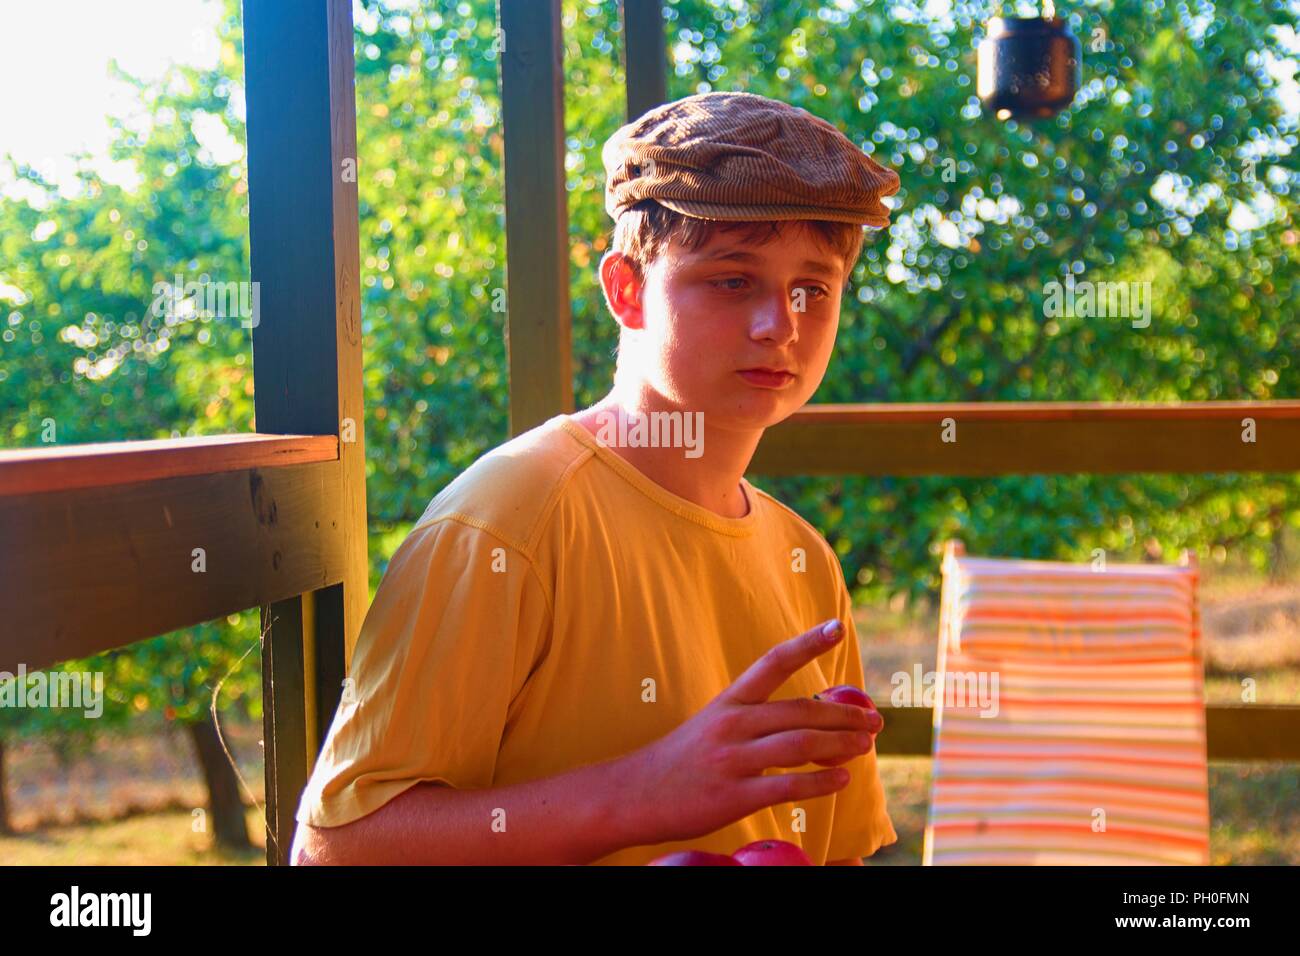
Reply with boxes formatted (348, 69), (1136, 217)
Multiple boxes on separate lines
(737, 368), (796, 389)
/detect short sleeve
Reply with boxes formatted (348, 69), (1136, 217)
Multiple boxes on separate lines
(295, 517), (554, 828)
(824, 558), (899, 861)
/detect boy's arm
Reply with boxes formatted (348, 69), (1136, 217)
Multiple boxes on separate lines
(293, 753), (651, 866)
(295, 616), (879, 865)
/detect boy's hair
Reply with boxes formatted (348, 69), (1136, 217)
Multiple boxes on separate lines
(610, 199), (868, 294)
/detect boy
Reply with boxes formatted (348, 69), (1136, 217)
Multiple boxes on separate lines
(291, 90), (901, 865)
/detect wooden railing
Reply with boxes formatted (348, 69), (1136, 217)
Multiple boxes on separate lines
(0, 435), (345, 667)
(872, 704), (1300, 760)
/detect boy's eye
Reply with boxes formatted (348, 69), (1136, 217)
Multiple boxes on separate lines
(708, 277), (749, 292)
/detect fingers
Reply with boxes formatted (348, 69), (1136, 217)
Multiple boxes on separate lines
(740, 696), (881, 738)
(725, 619), (844, 706)
(735, 727), (876, 773)
(740, 767), (852, 809)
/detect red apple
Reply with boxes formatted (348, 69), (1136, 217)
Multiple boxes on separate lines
(648, 850), (743, 866)
(811, 684), (882, 767)
(815, 684), (875, 710)
(731, 839), (813, 866)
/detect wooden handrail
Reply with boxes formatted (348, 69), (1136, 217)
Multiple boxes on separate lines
(0, 433), (338, 496)
(751, 399), (1300, 475)
(874, 704), (1300, 761)
(785, 400), (1300, 423)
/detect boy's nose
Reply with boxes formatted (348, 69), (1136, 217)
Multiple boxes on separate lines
(748, 293), (799, 345)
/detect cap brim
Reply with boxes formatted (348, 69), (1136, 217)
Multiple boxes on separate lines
(654, 196), (892, 228)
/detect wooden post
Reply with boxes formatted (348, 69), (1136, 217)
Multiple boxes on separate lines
(500, 0), (572, 436)
(244, 0), (367, 864)
(622, 0), (668, 121)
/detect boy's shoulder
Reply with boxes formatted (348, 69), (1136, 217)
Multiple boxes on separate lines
(747, 484), (844, 567)
(411, 414), (590, 554)
(408, 413), (844, 578)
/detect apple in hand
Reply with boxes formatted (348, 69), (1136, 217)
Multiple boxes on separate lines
(811, 684), (882, 767)
(816, 684), (875, 710)
(731, 839), (813, 866)
(648, 850), (743, 866)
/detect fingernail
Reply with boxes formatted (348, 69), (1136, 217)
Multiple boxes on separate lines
(821, 619), (842, 640)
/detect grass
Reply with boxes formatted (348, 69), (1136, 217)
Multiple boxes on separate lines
(0, 806), (266, 866)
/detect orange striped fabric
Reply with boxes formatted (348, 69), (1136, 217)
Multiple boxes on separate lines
(922, 549), (1210, 865)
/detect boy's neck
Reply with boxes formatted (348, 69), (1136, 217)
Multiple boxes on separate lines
(569, 393), (762, 520)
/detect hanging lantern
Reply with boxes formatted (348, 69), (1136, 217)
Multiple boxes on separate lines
(978, 2), (1081, 120)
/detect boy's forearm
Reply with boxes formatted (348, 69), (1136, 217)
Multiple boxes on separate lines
(295, 753), (654, 865)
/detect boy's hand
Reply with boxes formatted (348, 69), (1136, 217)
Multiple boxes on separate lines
(622, 618), (883, 847)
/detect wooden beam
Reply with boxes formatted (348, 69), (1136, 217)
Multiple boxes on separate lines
(245, 0), (368, 652)
(261, 593), (306, 870)
(749, 401), (1300, 476)
(0, 433), (336, 496)
(0, 460), (347, 673)
(622, 0), (667, 121)
(872, 704), (1300, 762)
(873, 706), (933, 757)
(244, 0), (367, 865)
(1205, 704), (1300, 761)
(500, 0), (573, 436)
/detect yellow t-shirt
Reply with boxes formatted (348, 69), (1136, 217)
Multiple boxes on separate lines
(296, 412), (898, 864)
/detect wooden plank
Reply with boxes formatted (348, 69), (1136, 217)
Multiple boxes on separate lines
(501, 0), (573, 436)
(245, 0), (368, 865)
(1205, 704), (1300, 762)
(261, 595), (307, 868)
(0, 433), (337, 496)
(310, 584), (347, 760)
(260, 584), (343, 866)
(872, 705), (1300, 762)
(873, 706), (934, 757)
(780, 400), (1300, 423)
(0, 460), (347, 673)
(622, 0), (667, 121)
(750, 402), (1300, 476)
(256, 582), (340, 868)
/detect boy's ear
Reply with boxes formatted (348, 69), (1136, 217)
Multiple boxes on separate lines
(598, 250), (645, 331)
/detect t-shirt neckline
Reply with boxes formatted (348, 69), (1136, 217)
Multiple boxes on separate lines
(553, 413), (759, 536)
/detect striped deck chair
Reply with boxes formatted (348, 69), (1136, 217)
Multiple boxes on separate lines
(922, 541), (1210, 865)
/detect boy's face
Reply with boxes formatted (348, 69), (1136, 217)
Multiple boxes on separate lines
(601, 222), (847, 433)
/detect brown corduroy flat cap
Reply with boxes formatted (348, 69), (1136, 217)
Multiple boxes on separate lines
(602, 91), (901, 228)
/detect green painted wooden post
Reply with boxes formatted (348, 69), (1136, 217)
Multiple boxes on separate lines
(244, 0), (368, 865)
(500, 0), (573, 436)
(623, 0), (668, 121)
